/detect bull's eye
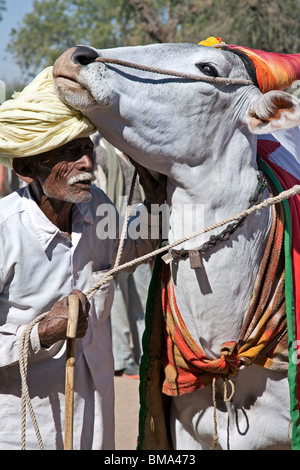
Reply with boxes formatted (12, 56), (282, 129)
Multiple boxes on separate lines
(196, 64), (219, 77)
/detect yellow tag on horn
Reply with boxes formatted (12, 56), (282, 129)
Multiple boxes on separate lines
(198, 37), (222, 47)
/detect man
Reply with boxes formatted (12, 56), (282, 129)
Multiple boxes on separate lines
(0, 67), (166, 449)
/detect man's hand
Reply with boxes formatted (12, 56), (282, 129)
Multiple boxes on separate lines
(38, 289), (89, 348)
(129, 158), (167, 208)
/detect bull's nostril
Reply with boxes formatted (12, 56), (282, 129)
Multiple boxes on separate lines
(72, 46), (99, 66)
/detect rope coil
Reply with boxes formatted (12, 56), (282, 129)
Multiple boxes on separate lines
(211, 377), (235, 449)
(19, 313), (47, 450)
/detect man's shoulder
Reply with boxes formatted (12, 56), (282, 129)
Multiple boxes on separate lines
(0, 188), (26, 225)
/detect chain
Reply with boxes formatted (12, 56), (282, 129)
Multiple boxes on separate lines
(170, 171), (267, 261)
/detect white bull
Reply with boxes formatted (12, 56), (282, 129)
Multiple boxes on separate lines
(53, 43), (300, 450)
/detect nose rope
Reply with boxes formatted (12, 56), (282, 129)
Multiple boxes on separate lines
(95, 57), (253, 87)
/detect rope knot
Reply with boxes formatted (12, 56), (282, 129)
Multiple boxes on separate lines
(219, 341), (241, 373)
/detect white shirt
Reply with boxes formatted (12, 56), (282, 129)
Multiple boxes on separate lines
(0, 184), (160, 450)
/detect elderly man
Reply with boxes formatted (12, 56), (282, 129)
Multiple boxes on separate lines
(0, 67), (166, 450)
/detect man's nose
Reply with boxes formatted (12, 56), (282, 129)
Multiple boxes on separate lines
(77, 153), (94, 171)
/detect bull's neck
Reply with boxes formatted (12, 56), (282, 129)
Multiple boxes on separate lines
(167, 130), (263, 248)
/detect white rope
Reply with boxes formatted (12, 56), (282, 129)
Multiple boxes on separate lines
(19, 313), (47, 450)
(210, 377), (235, 449)
(112, 168), (137, 270)
(85, 183), (300, 299)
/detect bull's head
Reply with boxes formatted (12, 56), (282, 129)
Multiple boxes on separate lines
(53, 42), (300, 175)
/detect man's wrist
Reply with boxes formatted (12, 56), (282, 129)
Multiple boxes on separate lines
(38, 320), (51, 348)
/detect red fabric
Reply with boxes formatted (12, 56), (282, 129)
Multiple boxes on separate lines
(226, 45), (300, 93)
(161, 264), (242, 395)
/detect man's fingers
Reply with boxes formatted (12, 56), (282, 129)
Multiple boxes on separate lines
(70, 289), (89, 311)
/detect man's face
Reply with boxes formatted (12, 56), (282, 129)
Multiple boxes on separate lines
(34, 137), (95, 203)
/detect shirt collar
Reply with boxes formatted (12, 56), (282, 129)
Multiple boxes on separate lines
(22, 185), (93, 251)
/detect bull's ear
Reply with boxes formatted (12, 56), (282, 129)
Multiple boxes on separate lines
(247, 90), (300, 134)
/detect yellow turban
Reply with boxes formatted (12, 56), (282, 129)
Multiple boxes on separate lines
(0, 66), (96, 168)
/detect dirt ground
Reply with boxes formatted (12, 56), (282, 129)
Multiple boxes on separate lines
(114, 375), (140, 450)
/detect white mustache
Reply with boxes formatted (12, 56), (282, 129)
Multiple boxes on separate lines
(67, 172), (95, 186)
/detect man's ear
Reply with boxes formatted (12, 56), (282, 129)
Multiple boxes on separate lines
(247, 90), (300, 135)
(12, 157), (35, 184)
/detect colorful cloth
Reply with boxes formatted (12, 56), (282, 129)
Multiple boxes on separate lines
(161, 188), (288, 396)
(199, 36), (300, 93)
(0, 67), (96, 168)
(226, 45), (300, 94)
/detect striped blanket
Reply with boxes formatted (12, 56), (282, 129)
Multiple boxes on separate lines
(138, 130), (300, 450)
(161, 187), (287, 396)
